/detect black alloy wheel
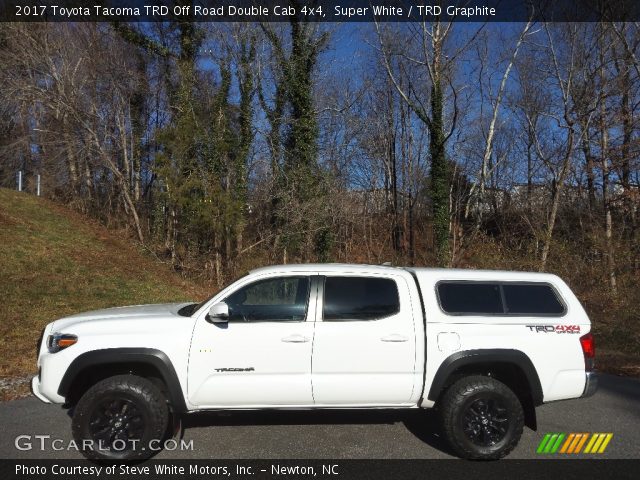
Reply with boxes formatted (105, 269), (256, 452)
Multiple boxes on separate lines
(72, 374), (169, 461)
(87, 397), (146, 452)
(439, 375), (524, 460)
(462, 396), (510, 446)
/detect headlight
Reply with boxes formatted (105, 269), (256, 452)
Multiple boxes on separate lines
(47, 333), (78, 353)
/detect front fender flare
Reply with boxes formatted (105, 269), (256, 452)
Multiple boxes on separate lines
(57, 348), (187, 412)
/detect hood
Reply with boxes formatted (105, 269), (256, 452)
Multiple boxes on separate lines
(50, 302), (194, 332)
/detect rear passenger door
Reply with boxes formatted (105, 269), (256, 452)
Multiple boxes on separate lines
(311, 274), (417, 406)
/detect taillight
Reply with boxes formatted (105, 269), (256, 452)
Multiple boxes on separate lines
(580, 333), (595, 371)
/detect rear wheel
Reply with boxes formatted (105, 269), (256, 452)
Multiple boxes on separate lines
(72, 375), (169, 461)
(440, 375), (524, 460)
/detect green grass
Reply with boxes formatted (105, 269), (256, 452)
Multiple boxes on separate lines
(0, 189), (209, 388)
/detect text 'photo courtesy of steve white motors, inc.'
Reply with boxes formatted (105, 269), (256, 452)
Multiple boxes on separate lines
(14, 462), (340, 477)
(1, 0), (640, 479)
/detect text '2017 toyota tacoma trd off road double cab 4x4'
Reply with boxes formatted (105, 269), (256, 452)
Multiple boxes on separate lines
(32, 264), (597, 460)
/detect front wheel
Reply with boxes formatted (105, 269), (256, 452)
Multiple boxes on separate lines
(72, 375), (169, 461)
(439, 375), (524, 460)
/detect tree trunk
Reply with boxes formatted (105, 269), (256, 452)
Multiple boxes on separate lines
(599, 24), (618, 297)
(581, 130), (597, 211)
(539, 129), (574, 271)
(474, 20), (531, 227)
(430, 76), (450, 266)
(620, 47), (635, 237)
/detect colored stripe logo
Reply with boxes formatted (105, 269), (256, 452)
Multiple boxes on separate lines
(537, 433), (613, 454)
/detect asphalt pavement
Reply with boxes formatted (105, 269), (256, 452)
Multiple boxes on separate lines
(0, 373), (638, 459)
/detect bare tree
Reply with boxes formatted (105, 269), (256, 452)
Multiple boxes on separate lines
(536, 24), (594, 270)
(466, 20), (534, 231)
(374, 18), (482, 265)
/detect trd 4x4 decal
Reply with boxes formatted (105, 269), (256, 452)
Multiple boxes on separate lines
(526, 325), (581, 334)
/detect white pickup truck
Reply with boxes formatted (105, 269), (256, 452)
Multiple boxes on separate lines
(32, 264), (597, 460)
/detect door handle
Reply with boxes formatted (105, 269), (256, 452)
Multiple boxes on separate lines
(281, 334), (310, 343)
(381, 334), (408, 342)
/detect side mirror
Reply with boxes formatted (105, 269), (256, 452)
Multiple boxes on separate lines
(208, 302), (229, 323)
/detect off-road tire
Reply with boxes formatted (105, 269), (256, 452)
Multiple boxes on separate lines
(440, 375), (524, 460)
(72, 374), (169, 461)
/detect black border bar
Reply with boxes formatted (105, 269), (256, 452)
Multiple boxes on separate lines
(2, 0), (640, 23)
(3, 459), (640, 480)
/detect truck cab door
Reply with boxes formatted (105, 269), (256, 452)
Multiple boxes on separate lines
(188, 275), (318, 408)
(311, 274), (418, 406)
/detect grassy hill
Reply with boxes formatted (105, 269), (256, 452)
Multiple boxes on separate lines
(0, 189), (210, 399)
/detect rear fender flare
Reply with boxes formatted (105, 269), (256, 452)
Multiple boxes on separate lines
(427, 349), (544, 406)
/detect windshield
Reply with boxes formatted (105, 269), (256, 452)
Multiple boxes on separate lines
(182, 272), (250, 316)
(192, 292), (219, 314)
(177, 293), (219, 317)
(177, 303), (199, 317)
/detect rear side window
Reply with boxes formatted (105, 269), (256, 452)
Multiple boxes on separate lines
(437, 283), (503, 314)
(502, 284), (565, 315)
(323, 277), (399, 321)
(437, 281), (565, 316)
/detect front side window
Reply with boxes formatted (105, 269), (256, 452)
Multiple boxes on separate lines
(224, 276), (310, 322)
(323, 276), (400, 321)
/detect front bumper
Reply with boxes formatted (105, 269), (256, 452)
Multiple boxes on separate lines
(581, 371), (598, 398)
(30, 376), (51, 404)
